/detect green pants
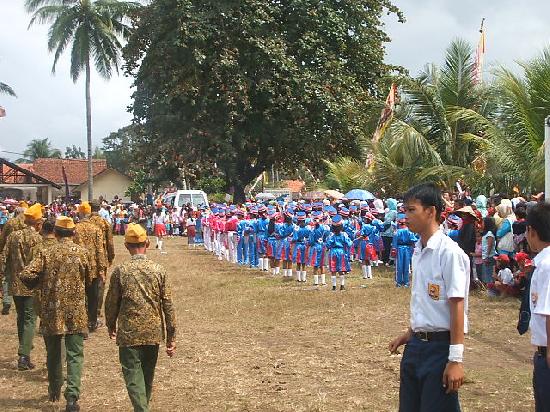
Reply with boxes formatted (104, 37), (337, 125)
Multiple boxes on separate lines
(13, 296), (35, 357)
(44, 334), (84, 401)
(119, 345), (159, 412)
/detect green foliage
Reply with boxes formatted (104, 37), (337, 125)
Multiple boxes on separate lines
(124, 169), (147, 199)
(368, 39), (490, 193)
(0, 81), (16, 97)
(17, 138), (62, 162)
(124, 0), (403, 202)
(197, 176), (226, 194)
(65, 145), (86, 159)
(323, 157), (371, 193)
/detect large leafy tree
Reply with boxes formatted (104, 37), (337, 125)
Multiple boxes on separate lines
(65, 145), (86, 159)
(25, 0), (140, 200)
(124, 0), (404, 202)
(17, 138), (62, 162)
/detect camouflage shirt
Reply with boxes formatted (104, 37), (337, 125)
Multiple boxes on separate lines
(74, 218), (107, 280)
(30, 236), (58, 317)
(1, 226), (43, 296)
(89, 214), (115, 265)
(0, 213), (26, 253)
(20, 237), (92, 336)
(105, 254), (176, 347)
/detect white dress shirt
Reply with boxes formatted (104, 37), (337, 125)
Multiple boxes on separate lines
(410, 230), (471, 333)
(530, 246), (550, 346)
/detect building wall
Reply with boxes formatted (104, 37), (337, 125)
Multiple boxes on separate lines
(77, 170), (132, 202)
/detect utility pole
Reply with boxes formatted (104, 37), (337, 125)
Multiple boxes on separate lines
(545, 116), (550, 202)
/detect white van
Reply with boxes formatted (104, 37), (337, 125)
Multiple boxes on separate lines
(163, 190), (209, 212)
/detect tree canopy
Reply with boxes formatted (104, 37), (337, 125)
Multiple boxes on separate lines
(124, 0), (404, 201)
(17, 138), (62, 162)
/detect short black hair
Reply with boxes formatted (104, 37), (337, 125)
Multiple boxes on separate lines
(42, 219), (55, 235)
(126, 241), (147, 249)
(482, 217), (496, 236)
(403, 183), (444, 219)
(515, 204), (527, 219)
(54, 227), (75, 238)
(527, 203), (550, 242)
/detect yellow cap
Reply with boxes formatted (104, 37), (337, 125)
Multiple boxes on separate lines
(125, 223), (148, 244)
(23, 203), (43, 221)
(78, 202), (92, 215)
(19, 201), (29, 209)
(55, 216), (76, 230)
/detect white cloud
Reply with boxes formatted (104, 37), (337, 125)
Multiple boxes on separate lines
(0, 2), (133, 160)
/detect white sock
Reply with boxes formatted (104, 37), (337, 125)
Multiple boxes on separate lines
(283, 269), (288, 277)
(264, 259), (270, 271)
(374, 260), (379, 267)
(259, 259), (265, 271)
(367, 265), (372, 279)
(313, 274), (319, 285)
(288, 269), (293, 278)
(272, 267), (277, 275)
(341, 275), (346, 286)
(361, 265), (368, 279)
(331, 275), (337, 287)
(302, 271), (306, 282)
(155, 237), (159, 246)
(321, 274), (326, 285)
(158, 240), (163, 250)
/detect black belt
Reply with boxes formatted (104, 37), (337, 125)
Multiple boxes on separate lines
(537, 346), (547, 357)
(413, 331), (451, 342)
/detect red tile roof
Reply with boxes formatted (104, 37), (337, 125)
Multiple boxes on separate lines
(25, 158), (108, 185)
(284, 180), (305, 194)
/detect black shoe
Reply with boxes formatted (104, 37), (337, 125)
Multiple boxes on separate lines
(48, 389), (61, 402)
(17, 355), (35, 371)
(1, 304), (10, 315)
(66, 398), (80, 412)
(340, 285), (346, 291)
(332, 285), (336, 291)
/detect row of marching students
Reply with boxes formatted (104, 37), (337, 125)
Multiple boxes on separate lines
(200, 201), (418, 290)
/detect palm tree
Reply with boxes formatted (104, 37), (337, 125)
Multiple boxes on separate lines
(17, 138), (62, 162)
(25, 0), (140, 200)
(323, 157), (371, 194)
(0, 81), (16, 97)
(453, 47), (550, 194)
(369, 39), (490, 190)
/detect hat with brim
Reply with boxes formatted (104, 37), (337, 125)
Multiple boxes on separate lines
(24, 203), (43, 221)
(125, 223), (148, 244)
(55, 216), (75, 230)
(331, 215), (343, 226)
(456, 206), (478, 219)
(495, 254), (510, 263)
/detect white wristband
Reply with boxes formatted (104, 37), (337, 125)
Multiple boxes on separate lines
(448, 344), (464, 363)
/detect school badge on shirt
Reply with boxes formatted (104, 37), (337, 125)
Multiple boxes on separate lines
(428, 283), (440, 300)
(532, 292), (538, 308)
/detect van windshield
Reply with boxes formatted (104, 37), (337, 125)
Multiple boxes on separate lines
(177, 194), (192, 207)
(192, 194), (205, 206)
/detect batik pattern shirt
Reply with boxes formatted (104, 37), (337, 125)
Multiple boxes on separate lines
(74, 219), (107, 280)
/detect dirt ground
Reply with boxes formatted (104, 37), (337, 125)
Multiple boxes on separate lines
(0, 236), (534, 411)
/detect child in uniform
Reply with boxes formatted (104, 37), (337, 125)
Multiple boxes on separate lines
(326, 215), (353, 291)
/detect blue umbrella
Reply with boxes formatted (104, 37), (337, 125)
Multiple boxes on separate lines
(345, 189), (375, 201)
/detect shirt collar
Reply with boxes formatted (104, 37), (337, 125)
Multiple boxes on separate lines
(416, 229), (444, 251)
(534, 246), (550, 267)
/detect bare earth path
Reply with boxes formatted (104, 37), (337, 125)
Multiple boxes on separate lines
(0, 237), (534, 411)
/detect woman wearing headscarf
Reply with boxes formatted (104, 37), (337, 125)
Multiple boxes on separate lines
(495, 199), (516, 257)
(475, 195), (488, 218)
(381, 198), (398, 266)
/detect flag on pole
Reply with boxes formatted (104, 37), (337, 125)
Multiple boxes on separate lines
(0, 106), (6, 118)
(372, 83), (397, 143)
(473, 19), (486, 84)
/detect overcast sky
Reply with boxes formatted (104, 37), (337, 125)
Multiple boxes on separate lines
(1, 0), (550, 162)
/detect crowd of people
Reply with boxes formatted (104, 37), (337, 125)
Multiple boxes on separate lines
(185, 190), (540, 296)
(0, 184), (548, 411)
(0, 199), (176, 412)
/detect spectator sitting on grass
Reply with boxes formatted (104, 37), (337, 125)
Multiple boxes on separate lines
(488, 254), (516, 297)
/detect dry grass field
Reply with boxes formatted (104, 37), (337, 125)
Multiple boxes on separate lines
(0, 236), (534, 411)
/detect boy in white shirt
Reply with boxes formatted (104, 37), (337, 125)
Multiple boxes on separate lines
(526, 203), (550, 411)
(389, 183), (470, 411)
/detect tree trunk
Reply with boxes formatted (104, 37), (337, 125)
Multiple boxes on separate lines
(85, 59), (93, 201)
(233, 182), (246, 204)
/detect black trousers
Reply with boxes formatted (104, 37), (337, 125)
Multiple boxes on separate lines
(86, 278), (99, 327)
(399, 336), (460, 412)
(534, 352), (550, 412)
(382, 236), (393, 263)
